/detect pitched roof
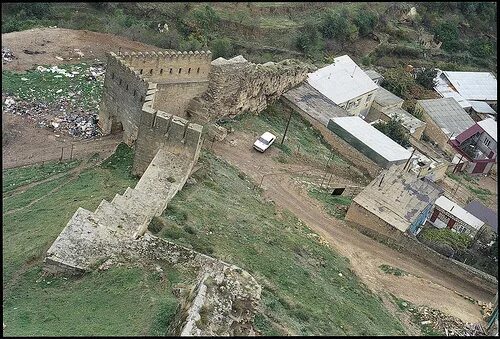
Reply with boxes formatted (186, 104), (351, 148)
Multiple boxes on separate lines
(435, 196), (485, 230)
(469, 100), (496, 115)
(384, 107), (426, 133)
(418, 98), (476, 137)
(307, 55), (378, 105)
(443, 71), (497, 101)
(477, 118), (497, 142)
(374, 87), (404, 108)
(464, 200), (498, 233)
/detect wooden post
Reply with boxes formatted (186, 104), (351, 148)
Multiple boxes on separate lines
(70, 144), (74, 160)
(403, 148), (416, 171)
(281, 110), (292, 144)
(59, 147), (64, 162)
(453, 153), (464, 174)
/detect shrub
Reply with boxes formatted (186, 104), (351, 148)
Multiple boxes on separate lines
(354, 9), (378, 37)
(415, 68), (437, 90)
(296, 20), (324, 56)
(210, 37), (234, 59)
(373, 118), (411, 148)
(320, 8), (358, 43)
(381, 67), (416, 99)
(468, 38), (495, 58)
(433, 21), (460, 52)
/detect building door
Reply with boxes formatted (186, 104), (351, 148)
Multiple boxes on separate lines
(447, 218), (456, 229)
(430, 209), (439, 222)
(472, 162), (488, 174)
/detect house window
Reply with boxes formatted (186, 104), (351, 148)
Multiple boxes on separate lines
(484, 138), (491, 147)
(455, 224), (467, 234)
(366, 94), (373, 102)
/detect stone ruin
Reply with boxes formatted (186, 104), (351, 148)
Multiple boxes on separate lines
(44, 49), (313, 335)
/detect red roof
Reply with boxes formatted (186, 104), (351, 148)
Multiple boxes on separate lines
(454, 124), (483, 144)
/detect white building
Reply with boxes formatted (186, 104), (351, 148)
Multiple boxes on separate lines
(307, 55), (379, 118)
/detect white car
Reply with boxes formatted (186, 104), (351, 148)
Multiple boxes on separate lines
(253, 132), (276, 152)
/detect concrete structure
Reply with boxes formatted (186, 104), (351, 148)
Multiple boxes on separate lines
(327, 116), (412, 169)
(415, 98), (476, 154)
(281, 82), (349, 126)
(407, 148), (448, 182)
(345, 166), (443, 236)
(448, 118), (497, 175)
(469, 100), (496, 121)
(464, 200), (498, 235)
(364, 69), (384, 85)
(434, 70), (497, 110)
(307, 55), (378, 118)
(429, 196), (485, 238)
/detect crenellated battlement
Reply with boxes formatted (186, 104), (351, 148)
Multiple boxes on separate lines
(120, 50), (212, 63)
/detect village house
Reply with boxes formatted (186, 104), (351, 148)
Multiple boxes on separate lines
(464, 199), (498, 238)
(433, 70), (497, 111)
(307, 55), (379, 118)
(428, 196), (485, 238)
(448, 118), (497, 175)
(469, 100), (497, 122)
(415, 98), (476, 155)
(364, 69), (384, 85)
(345, 166), (443, 237)
(327, 116), (412, 169)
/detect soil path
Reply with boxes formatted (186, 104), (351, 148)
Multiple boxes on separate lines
(213, 131), (493, 324)
(2, 27), (163, 72)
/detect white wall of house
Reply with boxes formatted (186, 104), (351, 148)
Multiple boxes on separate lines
(478, 132), (497, 158)
(338, 89), (377, 119)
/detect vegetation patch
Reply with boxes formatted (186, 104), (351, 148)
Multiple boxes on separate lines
(154, 150), (406, 335)
(308, 187), (352, 219)
(379, 264), (408, 277)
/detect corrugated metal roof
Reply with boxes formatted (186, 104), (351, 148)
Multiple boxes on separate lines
(434, 71), (472, 109)
(469, 100), (496, 114)
(384, 107), (426, 133)
(282, 83), (349, 126)
(331, 116), (412, 162)
(477, 118), (497, 142)
(443, 71), (497, 101)
(353, 166), (442, 232)
(364, 69), (384, 81)
(374, 87), (404, 107)
(464, 200), (498, 233)
(454, 124), (483, 144)
(307, 55), (379, 105)
(418, 98), (475, 137)
(435, 196), (484, 230)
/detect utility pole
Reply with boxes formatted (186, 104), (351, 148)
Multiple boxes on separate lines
(453, 153), (465, 174)
(403, 148), (416, 171)
(281, 110), (292, 144)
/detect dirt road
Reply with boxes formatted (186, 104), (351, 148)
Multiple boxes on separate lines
(2, 27), (163, 72)
(214, 131), (493, 324)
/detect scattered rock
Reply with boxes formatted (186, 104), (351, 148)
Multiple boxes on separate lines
(2, 47), (15, 64)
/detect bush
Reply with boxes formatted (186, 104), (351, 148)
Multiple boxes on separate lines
(419, 228), (471, 252)
(381, 67), (415, 99)
(415, 68), (437, 90)
(433, 21), (460, 52)
(320, 8), (358, 43)
(468, 38), (495, 58)
(354, 9), (378, 37)
(373, 118), (411, 148)
(210, 37), (234, 59)
(296, 20), (324, 56)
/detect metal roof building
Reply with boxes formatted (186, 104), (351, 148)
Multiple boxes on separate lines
(384, 106), (426, 134)
(443, 71), (497, 101)
(327, 116), (412, 168)
(373, 86), (404, 108)
(477, 118), (497, 142)
(307, 55), (378, 105)
(417, 98), (476, 138)
(469, 101), (496, 115)
(464, 200), (498, 233)
(433, 196), (485, 231)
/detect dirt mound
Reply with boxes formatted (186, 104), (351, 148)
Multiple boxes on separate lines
(1, 27), (163, 72)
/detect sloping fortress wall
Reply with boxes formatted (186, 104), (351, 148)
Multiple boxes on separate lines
(187, 55), (315, 123)
(98, 51), (212, 145)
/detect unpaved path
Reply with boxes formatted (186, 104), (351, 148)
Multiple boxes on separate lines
(214, 131), (493, 324)
(2, 27), (163, 72)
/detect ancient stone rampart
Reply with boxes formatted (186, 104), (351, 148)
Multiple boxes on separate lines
(186, 55), (315, 123)
(98, 51), (212, 145)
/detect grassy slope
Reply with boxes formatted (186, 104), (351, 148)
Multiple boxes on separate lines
(2, 144), (191, 336)
(152, 150), (406, 336)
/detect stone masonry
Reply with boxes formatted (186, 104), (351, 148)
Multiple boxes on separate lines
(186, 55), (316, 123)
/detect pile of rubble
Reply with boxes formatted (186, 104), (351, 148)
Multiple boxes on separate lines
(410, 305), (486, 336)
(2, 47), (16, 64)
(36, 64), (106, 82)
(3, 95), (101, 139)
